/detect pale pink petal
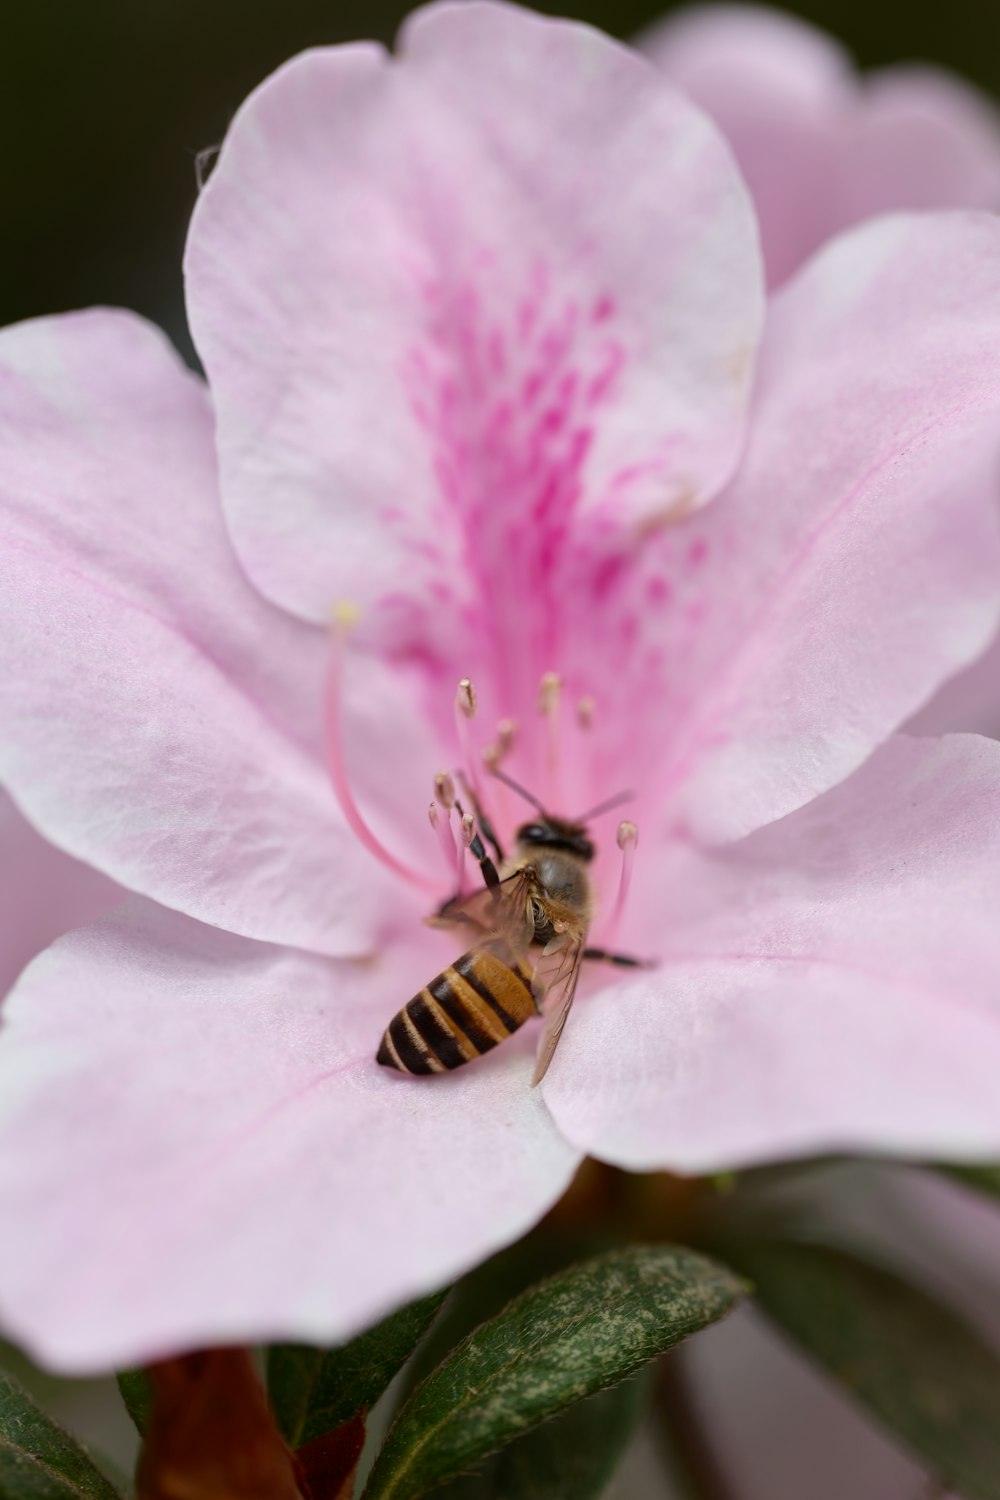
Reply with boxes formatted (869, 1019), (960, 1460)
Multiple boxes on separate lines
(185, 0), (763, 672)
(636, 214), (1000, 843)
(545, 735), (1000, 1172)
(643, 6), (1000, 288)
(849, 66), (1000, 226)
(641, 4), (850, 287)
(0, 791), (121, 998)
(0, 309), (440, 955)
(907, 630), (1000, 737)
(0, 900), (579, 1371)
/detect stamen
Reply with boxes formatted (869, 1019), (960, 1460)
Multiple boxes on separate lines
(537, 671), (562, 807)
(435, 771), (456, 810)
(454, 677), (485, 805)
(576, 696), (595, 730)
(497, 718), (518, 756)
(458, 810), (477, 895)
(457, 678), (477, 719)
(606, 819), (638, 948)
(325, 604), (437, 893)
(429, 799), (459, 883)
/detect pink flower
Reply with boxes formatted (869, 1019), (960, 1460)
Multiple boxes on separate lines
(3, 0), (1000, 1370)
(641, 3), (1000, 290)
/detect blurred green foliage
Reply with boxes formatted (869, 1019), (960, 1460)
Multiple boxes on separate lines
(4, 0), (1000, 352)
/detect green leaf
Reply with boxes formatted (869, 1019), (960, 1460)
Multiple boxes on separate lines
(732, 1240), (1000, 1500)
(433, 1373), (648, 1500)
(115, 1369), (151, 1436)
(362, 1244), (744, 1500)
(0, 1369), (122, 1499)
(268, 1289), (448, 1448)
(938, 1163), (1000, 1201)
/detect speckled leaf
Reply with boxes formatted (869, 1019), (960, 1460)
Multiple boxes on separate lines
(268, 1290), (448, 1448)
(734, 1240), (1000, 1500)
(433, 1373), (648, 1499)
(115, 1369), (151, 1436)
(362, 1245), (744, 1500)
(0, 1369), (121, 1499)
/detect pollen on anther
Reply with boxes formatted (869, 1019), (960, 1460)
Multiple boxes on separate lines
(331, 599), (361, 631)
(617, 819), (638, 851)
(435, 771), (456, 809)
(537, 671), (562, 717)
(457, 678), (478, 719)
(497, 718), (518, 755)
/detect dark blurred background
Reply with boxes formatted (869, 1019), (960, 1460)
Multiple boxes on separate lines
(5, 0), (1000, 358)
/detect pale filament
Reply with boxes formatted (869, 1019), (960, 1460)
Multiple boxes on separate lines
(325, 605), (438, 893)
(428, 798), (460, 886)
(537, 670), (562, 809)
(454, 676), (487, 808)
(605, 819), (638, 950)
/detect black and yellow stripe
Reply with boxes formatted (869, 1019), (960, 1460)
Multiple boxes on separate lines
(377, 939), (537, 1074)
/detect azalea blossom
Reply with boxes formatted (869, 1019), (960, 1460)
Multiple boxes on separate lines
(3, 0), (1000, 1373)
(641, 2), (1000, 291)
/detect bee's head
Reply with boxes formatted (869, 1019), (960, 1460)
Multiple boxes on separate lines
(516, 817), (595, 862)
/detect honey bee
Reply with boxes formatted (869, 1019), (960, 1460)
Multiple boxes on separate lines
(376, 778), (641, 1086)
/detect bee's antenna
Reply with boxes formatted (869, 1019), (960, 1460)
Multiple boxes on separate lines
(488, 766), (546, 813)
(575, 790), (634, 823)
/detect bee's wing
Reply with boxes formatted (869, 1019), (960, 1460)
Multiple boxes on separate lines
(530, 929), (586, 1087)
(428, 868), (535, 950)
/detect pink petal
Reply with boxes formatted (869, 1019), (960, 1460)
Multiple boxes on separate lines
(0, 791), (121, 998)
(645, 213), (1000, 843)
(0, 900), (579, 1371)
(848, 66), (1000, 227)
(185, 0), (763, 658)
(0, 309), (433, 954)
(641, 4), (850, 288)
(907, 629), (1000, 738)
(643, 5), (1000, 288)
(545, 735), (1000, 1172)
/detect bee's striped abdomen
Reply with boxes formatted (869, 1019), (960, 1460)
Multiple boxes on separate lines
(377, 940), (536, 1075)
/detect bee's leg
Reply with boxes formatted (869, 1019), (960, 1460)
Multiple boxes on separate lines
(455, 799), (501, 893)
(582, 947), (653, 968)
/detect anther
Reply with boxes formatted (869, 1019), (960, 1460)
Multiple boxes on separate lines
(435, 771), (456, 810)
(497, 718), (518, 755)
(538, 671), (562, 807)
(461, 812), (476, 846)
(607, 819), (638, 948)
(577, 696), (595, 730)
(454, 677), (486, 806)
(482, 743), (501, 772)
(537, 671), (562, 717)
(324, 605), (437, 893)
(457, 678), (478, 719)
(617, 819), (638, 852)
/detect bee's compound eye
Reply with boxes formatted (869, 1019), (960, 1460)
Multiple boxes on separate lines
(519, 823), (548, 843)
